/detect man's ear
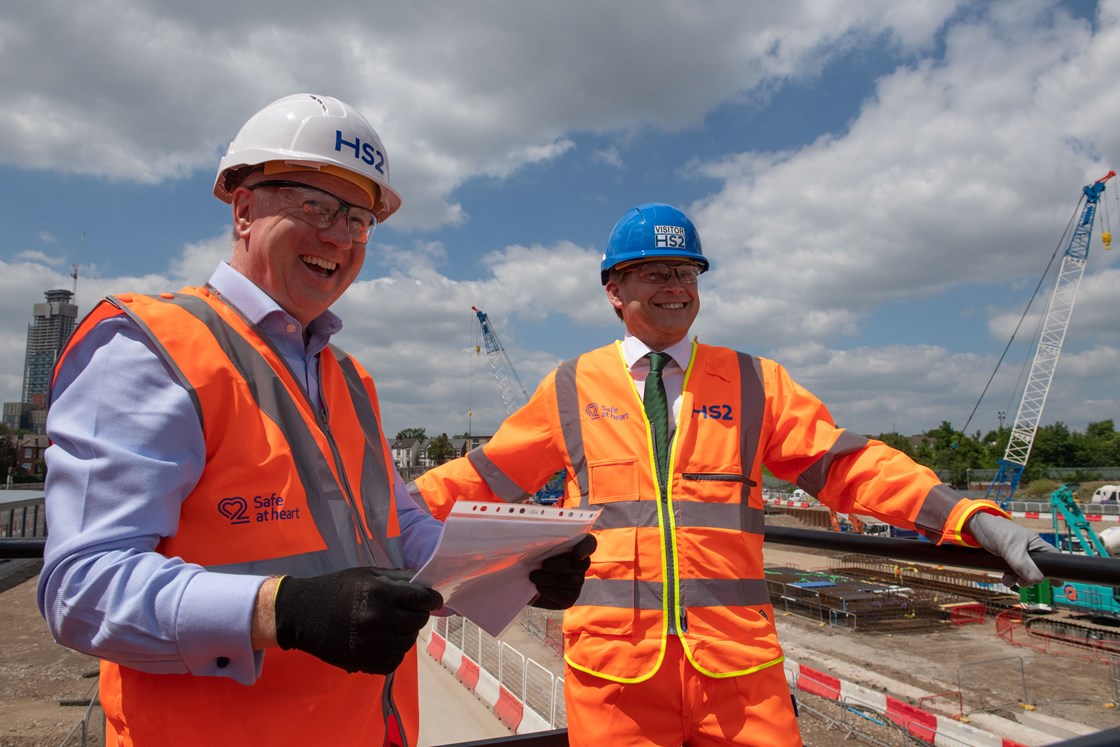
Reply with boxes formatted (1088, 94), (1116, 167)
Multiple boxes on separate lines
(231, 188), (255, 239)
(605, 280), (625, 311)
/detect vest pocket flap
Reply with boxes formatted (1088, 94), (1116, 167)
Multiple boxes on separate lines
(588, 457), (640, 504)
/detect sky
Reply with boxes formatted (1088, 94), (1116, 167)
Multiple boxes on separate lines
(2, 0), (1119, 442)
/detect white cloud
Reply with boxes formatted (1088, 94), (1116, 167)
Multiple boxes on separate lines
(0, 0), (966, 231)
(13, 250), (65, 265)
(2, 0), (1117, 440)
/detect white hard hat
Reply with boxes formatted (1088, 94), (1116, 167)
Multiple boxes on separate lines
(213, 93), (402, 223)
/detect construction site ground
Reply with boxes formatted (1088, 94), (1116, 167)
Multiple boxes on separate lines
(3, 513), (1118, 747)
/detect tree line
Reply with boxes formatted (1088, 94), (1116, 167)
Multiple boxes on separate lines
(397, 419), (1120, 492)
(872, 419), (1120, 492)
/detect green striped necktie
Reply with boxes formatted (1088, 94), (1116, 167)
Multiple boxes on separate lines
(644, 352), (671, 488)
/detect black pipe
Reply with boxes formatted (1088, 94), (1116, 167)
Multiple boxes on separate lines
(0, 539), (45, 558)
(763, 526), (1120, 586)
(3, 528), (1118, 584)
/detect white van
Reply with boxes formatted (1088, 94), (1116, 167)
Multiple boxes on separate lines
(1090, 484), (1120, 503)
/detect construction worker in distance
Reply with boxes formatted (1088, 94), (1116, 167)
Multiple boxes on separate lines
(37, 93), (594, 747)
(409, 202), (1056, 747)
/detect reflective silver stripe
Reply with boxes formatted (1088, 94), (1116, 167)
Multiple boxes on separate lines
(124, 294), (371, 571)
(576, 577), (769, 609)
(107, 297), (204, 427)
(798, 429), (869, 497)
(684, 577), (771, 608)
(595, 500), (764, 534)
(208, 545), (360, 577)
(466, 448), (529, 502)
(681, 501), (765, 534)
(913, 483), (961, 543)
(554, 358), (589, 507)
(736, 353), (767, 534)
(577, 577), (662, 609)
(335, 351), (404, 568)
(593, 501), (658, 529)
(406, 480), (433, 516)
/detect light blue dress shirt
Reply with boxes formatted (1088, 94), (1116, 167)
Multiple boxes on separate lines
(37, 262), (443, 685)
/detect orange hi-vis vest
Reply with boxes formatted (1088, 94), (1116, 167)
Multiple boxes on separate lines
(414, 341), (1006, 683)
(58, 286), (417, 747)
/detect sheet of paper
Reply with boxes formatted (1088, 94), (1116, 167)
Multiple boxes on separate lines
(412, 501), (600, 636)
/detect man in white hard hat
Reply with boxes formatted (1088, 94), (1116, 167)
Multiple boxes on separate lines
(38, 93), (594, 747)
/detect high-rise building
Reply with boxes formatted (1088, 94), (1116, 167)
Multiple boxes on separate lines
(3, 289), (78, 433)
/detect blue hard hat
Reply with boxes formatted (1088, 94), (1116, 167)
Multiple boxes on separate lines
(600, 203), (710, 284)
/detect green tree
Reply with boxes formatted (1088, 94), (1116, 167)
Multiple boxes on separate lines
(1031, 421), (1076, 475)
(395, 427), (427, 441)
(1075, 420), (1119, 467)
(0, 425), (17, 483)
(911, 421), (985, 488)
(872, 432), (915, 458)
(426, 433), (455, 465)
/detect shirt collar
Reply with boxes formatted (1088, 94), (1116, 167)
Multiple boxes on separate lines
(207, 261), (343, 339)
(620, 332), (693, 372)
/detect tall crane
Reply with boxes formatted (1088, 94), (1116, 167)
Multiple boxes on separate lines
(471, 306), (563, 504)
(472, 306), (530, 416)
(986, 170), (1115, 507)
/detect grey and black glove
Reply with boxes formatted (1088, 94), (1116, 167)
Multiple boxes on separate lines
(274, 567), (443, 674)
(967, 512), (1058, 589)
(529, 534), (597, 610)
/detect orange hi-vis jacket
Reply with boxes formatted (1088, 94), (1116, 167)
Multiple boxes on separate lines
(414, 341), (1007, 683)
(58, 286), (417, 747)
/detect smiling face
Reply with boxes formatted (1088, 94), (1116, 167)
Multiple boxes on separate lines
(605, 260), (700, 350)
(229, 169), (371, 326)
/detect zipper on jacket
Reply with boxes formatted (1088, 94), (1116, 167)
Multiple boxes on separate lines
(656, 429), (683, 635)
(682, 473), (757, 486)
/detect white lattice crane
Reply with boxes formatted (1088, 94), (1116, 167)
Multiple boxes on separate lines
(986, 170), (1115, 507)
(471, 306), (563, 504)
(472, 306), (530, 416)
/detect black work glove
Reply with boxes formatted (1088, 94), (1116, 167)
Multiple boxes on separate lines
(274, 567), (443, 674)
(529, 534), (597, 610)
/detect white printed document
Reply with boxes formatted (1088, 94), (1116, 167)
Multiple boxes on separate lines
(411, 501), (601, 636)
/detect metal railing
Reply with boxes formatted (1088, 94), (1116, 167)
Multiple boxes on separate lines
(4, 523), (1119, 747)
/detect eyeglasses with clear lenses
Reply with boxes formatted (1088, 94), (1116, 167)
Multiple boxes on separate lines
(248, 180), (377, 242)
(622, 262), (702, 285)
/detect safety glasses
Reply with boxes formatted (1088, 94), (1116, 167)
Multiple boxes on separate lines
(621, 262), (702, 285)
(249, 180), (377, 242)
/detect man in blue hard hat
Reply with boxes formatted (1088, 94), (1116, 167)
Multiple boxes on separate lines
(412, 202), (1054, 747)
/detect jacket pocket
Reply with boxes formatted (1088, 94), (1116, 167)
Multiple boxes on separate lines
(589, 457), (640, 504)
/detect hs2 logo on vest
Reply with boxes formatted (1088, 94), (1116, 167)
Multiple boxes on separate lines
(585, 402), (630, 421)
(218, 493), (303, 525)
(693, 404), (734, 421)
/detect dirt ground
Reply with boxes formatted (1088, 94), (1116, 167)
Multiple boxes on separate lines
(4, 523), (1119, 747)
(764, 543), (1120, 745)
(0, 560), (101, 747)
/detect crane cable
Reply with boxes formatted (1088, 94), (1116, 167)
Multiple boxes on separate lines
(959, 195), (1086, 436)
